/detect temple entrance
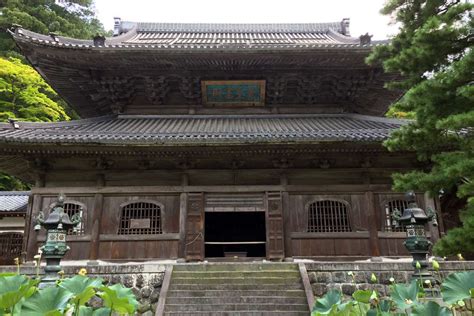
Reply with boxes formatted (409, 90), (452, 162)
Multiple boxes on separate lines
(205, 212), (266, 258)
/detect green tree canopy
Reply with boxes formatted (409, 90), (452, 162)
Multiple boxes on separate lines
(0, 0), (107, 190)
(368, 0), (473, 256)
(0, 0), (105, 55)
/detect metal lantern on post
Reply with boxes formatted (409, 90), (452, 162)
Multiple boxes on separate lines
(392, 191), (437, 286)
(34, 194), (81, 287)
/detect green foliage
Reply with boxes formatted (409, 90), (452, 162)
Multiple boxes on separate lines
(0, 274), (37, 314)
(21, 287), (73, 316)
(0, 273), (138, 316)
(0, 0), (104, 190)
(0, 0), (106, 54)
(368, 0), (474, 256)
(412, 301), (452, 316)
(441, 271), (474, 305)
(312, 289), (341, 314)
(0, 57), (71, 122)
(312, 271), (474, 315)
(98, 284), (138, 315)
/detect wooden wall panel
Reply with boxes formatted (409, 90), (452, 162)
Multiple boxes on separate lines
(291, 238), (371, 256)
(100, 195), (180, 234)
(98, 240), (179, 259)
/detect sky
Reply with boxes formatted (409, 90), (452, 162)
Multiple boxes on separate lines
(94, 0), (398, 40)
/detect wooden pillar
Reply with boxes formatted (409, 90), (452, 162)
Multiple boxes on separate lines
(280, 173), (292, 258)
(178, 173), (189, 258)
(89, 174), (105, 260)
(21, 194), (34, 262)
(424, 192), (441, 243)
(365, 191), (381, 257)
(25, 193), (42, 260)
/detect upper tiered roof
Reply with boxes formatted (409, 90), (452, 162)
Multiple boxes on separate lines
(9, 19), (399, 118)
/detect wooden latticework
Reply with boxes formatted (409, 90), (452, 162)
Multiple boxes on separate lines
(383, 199), (408, 232)
(118, 202), (162, 235)
(307, 200), (351, 233)
(63, 203), (85, 235)
(0, 232), (23, 265)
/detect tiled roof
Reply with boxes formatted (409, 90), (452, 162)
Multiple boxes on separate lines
(0, 114), (406, 146)
(0, 191), (30, 213)
(11, 20), (386, 50)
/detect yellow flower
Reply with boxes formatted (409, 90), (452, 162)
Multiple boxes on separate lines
(78, 268), (87, 276)
(457, 253), (465, 261)
(432, 260), (440, 271)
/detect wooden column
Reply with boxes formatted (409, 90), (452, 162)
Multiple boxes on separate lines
(178, 173), (189, 258)
(424, 192), (441, 243)
(89, 174), (105, 260)
(280, 173), (292, 258)
(178, 192), (188, 258)
(25, 193), (42, 260)
(365, 191), (381, 257)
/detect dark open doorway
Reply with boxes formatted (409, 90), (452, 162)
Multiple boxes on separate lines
(205, 212), (266, 258)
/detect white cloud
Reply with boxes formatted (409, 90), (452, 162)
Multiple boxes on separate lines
(95, 0), (397, 40)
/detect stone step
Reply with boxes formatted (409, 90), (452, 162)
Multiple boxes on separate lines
(164, 303), (309, 312)
(172, 270), (301, 278)
(166, 296), (308, 305)
(172, 263), (298, 272)
(163, 312), (309, 316)
(170, 277), (301, 285)
(167, 283), (304, 291)
(166, 289), (306, 298)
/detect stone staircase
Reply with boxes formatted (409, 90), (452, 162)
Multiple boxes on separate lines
(160, 263), (311, 315)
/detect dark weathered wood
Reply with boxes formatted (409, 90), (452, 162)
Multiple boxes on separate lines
(25, 194), (41, 260)
(89, 193), (103, 260)
(266, 192), (285, 260)
(185, 193), (205, 261)
(365, 191), (380, 257)
(100, 234), (180, 241)
(178, 192), (187, 258)
(156, 265), (173, 316)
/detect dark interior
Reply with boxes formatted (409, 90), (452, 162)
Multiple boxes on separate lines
(205, 212), (266, 257)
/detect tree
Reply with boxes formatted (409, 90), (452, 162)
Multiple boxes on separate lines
(368, 0), (473, 256)
(0, 0), (105, 56)
(0, 0), (107, 190)
(0, 57), (71, 122)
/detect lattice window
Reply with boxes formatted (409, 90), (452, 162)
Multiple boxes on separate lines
(0, 232), (23, 259)
(383, 200), (408, 232)
(118, 202), (162, 235)
(63, 203), (85, 235)
(307, 200), (351, 233)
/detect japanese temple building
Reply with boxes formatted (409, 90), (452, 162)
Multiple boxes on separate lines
(0, 18), (442, 262)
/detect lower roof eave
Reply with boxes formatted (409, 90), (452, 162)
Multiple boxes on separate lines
(0, 140), (391, 156)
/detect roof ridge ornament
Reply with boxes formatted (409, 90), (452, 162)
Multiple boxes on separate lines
(359, 33), (373, 45)
(93, 34), (106, 47)
(341, 18), (350, 36)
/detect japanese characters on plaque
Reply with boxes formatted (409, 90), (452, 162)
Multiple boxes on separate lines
(202, 80), (265, 106)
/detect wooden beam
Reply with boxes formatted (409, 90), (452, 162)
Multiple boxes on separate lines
(25, 194), (42, 260)
(291, 232), (370, 239)
(30, 184), (393, 195)
(99, 234), (180, 241)
(89, 193), (104, 260)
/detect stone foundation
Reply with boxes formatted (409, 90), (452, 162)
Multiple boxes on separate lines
(1, 260), (473, 315)
(305, 261), (474, 298)
(0, 262), (166, 316)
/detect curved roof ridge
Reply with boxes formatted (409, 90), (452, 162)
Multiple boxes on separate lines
(131, 21), (344, 33)
(0, 115), (117, 129)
